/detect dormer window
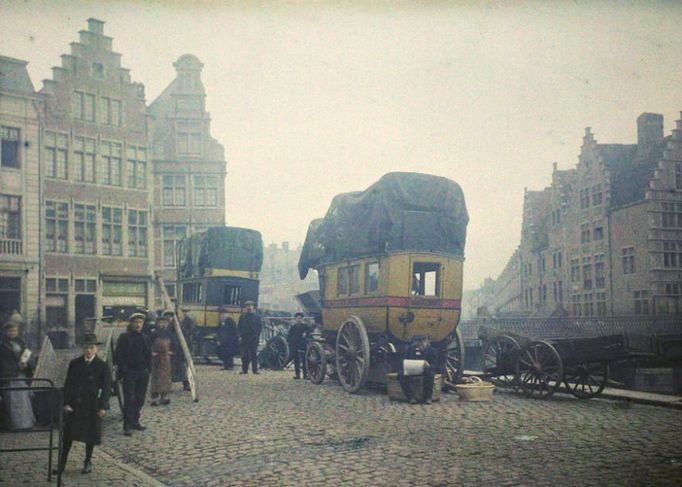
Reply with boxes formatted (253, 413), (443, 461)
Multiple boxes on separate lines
(92, 62), (104, 79)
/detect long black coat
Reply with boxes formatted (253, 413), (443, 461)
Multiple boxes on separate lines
(217, 318), (239, 355)
(63, 355), (111, 445)
(237, 313), (262, 344)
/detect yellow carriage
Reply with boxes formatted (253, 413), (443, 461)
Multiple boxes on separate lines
(298, 172), (469, 393)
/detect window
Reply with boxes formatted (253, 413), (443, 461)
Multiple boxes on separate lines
(337, 267), (349, 295)
(411, 262), (440, 296)
(580, 223), (591, 244)
(165, 283), (176, 299)
(45, 131), (68, 179)
(72, 91), (95, 122)
(101, 97), (122, 126)
(102, 207), (122, 256)
(223, 285), (242, 306)
(127, 146), (147, 189)
(634, 290), (650, 315)
(583, 293), (594, 317)
(74, 136), (96, 182)
(570, 258), (580, 283)
(101, 141), (122, 186)
(582, 256), (592, 290)
(596, 292), (607, 317)
(579, 188), (590, 209)
(163, 225), (187, 267)
(349, 265), (361, 294)
(365, 262), (379, 293)
(551, 208), (561, 226)
(592, 184), (602, 206)
(593, 225), (604, 241)
(46, 200), (68, 253)
(127, 210), (147, 257)
(538, 255), (546, 275)
(177, 121), (201, 155)
(572, 294), (581, 316)
(74, 204), (96, 254)
(0, 195), (21, 254)
(182, 282), (202, 303)
(622, 247), (635, 274)
(162, 176), (186, 206)
(1, 126), (20, 169)
(45, 277), (68, 328)
(193, 176), (218, 207)
(661, 202), (682, 228)
(552, 251), (562, 269)
(0, 277), (21, 318)
(660, 283), (681, 314)
(594, 254), (605, 289)
(75, 279), (96, 293)
(663, 241), (682, 268)
(553, 281), (563, 303)
(92, 62), (104, 79)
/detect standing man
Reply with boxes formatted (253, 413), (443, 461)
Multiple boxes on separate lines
(55, 333), (111, 474)
(399, 336), (439, 405)
(237, 301), (262, 375)
(115, 312), (151, 436)
(216, 307), (239, 370)
(288, 312), (311, 380)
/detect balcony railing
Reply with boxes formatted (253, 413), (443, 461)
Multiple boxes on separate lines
(0, 238), (22, 255)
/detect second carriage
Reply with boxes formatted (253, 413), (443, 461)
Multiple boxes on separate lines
(298, 172), (469, 393)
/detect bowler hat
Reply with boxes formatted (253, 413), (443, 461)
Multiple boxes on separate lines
(81, 333), (102, 345)
(129, 312), (146, 321)
(243, 300), (256, 307)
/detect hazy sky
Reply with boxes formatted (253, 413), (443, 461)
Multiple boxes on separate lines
(2, 0), (682, 290)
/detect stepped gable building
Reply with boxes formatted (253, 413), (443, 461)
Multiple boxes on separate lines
(39, 18), (153, 342)
(149, 54), (226, 303)
(0, 56), (41, 332)
(490, 112), (682, 317)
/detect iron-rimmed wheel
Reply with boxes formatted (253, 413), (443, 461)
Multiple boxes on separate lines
(265, 334), (290, 370)
(482, 334), (520, 389)
(516, 340), (564, 399)
(443, 328), (465, 391)
(306, 341), (327, 384)
(564, 362), (608, 399)
(335, 316), (370, 393)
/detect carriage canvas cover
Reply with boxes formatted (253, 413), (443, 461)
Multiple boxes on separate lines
(299, 172), (468, 278)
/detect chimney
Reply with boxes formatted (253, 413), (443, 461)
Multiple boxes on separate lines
(87, 18), (105, 35)
(637, 113), (663, 145)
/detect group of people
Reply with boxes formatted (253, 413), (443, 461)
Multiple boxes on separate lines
(215, 300), (264, 374)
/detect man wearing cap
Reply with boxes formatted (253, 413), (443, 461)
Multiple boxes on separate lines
(55, 333), (111, 474)
(399, 336), (439, 405)
(115, 312), (151, 435)
(237, 301), (262, 374)
(288, 312), (311, 380)
(216, 307), (239, 370)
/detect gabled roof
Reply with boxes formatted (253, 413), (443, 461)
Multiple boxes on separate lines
(0, 55), (35, 94)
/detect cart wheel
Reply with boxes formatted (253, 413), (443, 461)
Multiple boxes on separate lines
(516, 340), (563, 399)
(482, 334), (520, 389)
(442, 327), (465, 390)
(306, 341), (327, 384)
(266, 335), (290, 370)
(335, 316), (370, 393)
(564, 362), (608, 399)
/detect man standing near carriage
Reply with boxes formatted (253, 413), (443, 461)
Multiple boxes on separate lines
(399, 336), (439, 404)
(55, 333), (111, 474)
(115, 312), (151, 436)
(238, 301), (262, 374)
(217, 307), (239, 370)
(288, 312), (311, 380)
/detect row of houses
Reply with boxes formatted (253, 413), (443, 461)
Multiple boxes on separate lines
(481, 112), (682, 318)
(0, 19), (226, 345)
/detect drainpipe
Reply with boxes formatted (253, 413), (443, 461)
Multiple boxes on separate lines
(35, 97), (44, 344)
(607, 208), (614, 316)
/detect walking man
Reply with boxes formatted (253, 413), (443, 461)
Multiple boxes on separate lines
(288, 312), (311, 380)
(115, 312), (151, 435)
(237, 301), (262, 374)
(55, 333), (111, 474)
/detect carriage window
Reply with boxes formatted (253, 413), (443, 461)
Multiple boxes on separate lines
(412, 262), (440, 296)
(337, 267), (349, 295)
(223, 285), (241, 306)
(182, 282), (202, 303)
(365, 262), (379, 293)
(349, 265), (361, 294)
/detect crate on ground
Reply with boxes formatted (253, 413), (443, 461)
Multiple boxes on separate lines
(386, 373), (442, 402)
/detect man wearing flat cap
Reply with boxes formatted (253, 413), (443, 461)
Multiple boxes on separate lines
(288, 312), (311, 380)
(55, 333), (111, 474)
(237, 301), (262, 374)
(115, 312), (151, 435)
(216, 307), (239, 370)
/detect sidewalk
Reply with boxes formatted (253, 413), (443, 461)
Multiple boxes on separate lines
(0, 431), (164, 486)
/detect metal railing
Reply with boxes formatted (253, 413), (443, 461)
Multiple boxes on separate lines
(0, 377), (64, 486)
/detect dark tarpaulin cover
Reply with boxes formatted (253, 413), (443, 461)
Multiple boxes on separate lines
(179, 226), (263, 278)
(298, 172), (468, 279)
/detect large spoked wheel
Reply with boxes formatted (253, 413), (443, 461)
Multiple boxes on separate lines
(517, 340), (564, 399)
(443, 328), (465, 391)
(306, 341), (327, 384)
(335, 316), (370, 394)
(564, 362), (608, 399)
(264, 335), (290, 370)
(482, 334), (521, 389)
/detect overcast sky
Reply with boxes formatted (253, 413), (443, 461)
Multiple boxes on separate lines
(2, 0), (682, 290)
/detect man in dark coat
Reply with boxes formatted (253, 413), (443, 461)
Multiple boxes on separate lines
(399, 336), (439, 404)
(216, 307), (239, 370)
(288, 312), (311, 380)
(237, 301), (262, 374)
(55, 333), (111, 474)
(115, 312), (151, 436)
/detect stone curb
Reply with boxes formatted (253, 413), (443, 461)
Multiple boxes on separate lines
(96, 447), (167, 487)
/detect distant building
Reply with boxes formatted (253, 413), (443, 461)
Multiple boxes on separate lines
(488, 112), (682, 317)
(259, 241), (318, 312)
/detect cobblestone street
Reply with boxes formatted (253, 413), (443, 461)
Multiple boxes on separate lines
(4, 364), (682, 486)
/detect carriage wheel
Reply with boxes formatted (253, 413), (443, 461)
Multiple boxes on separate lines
(306, 341), (327, 384)
(564, 362), (608, 399)
(481, 334), (520, 389)
(335, 316), (370, 393)
(443, 328), (465, 391)
(516, 340), (563, 399)
(266, 335), (290, 370)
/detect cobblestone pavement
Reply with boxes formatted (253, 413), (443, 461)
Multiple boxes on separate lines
(4, 365), (682, 486)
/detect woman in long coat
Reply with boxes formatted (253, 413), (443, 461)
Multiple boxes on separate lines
(58, 333), (111, 474)
(150, 316), (173, 405)
(0, 322), (36, 430)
